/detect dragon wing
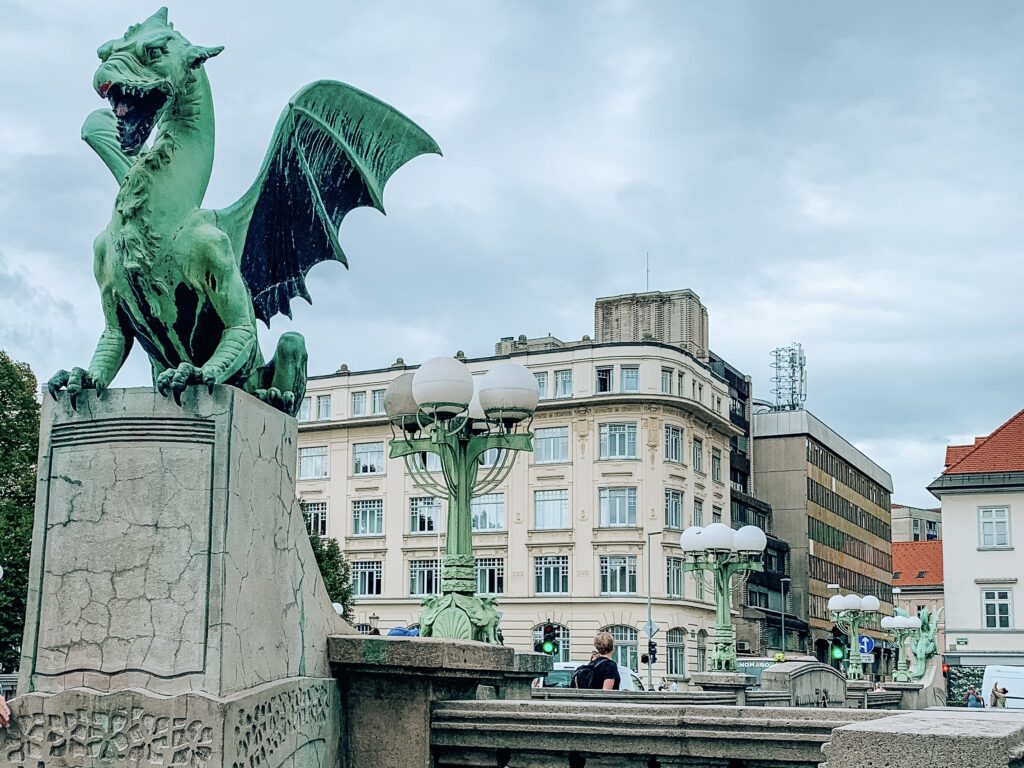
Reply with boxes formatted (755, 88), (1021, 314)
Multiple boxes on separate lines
(215, 80), (441, 325)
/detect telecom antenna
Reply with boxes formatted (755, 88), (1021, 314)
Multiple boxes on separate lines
(646, 252), (650, 291)
(770, 342), (807, 411)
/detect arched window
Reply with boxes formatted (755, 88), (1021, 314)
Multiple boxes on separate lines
(666, 628), (686, 676)
(531, 622), (571, 663)
(601, 625), (638, 671)
(354, 623), (373, 635)
(696, 629), (708, 672)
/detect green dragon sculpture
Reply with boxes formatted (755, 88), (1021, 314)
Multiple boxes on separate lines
(48, 8), (440, 416)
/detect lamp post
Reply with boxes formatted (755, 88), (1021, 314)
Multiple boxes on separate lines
(646, 530), (663, 691)
(881, 614), (920, 683)
(780, 577), (791, 655)
(384, 357), (538, 643)
(681, 523), (767, 672)
(828, 593), (880, 681)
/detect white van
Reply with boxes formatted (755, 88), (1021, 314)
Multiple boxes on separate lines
(980, 665), (1024, 708)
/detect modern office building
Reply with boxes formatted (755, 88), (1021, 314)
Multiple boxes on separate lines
(752, 410), (894, 666)
(891, 504), (942, 543)
(295, 291), (788, 682)
(928, 408), (1024, 675)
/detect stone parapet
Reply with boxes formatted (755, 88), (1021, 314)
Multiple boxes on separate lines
(821, 709), (1024, 768)
(431, 701), (888, 767)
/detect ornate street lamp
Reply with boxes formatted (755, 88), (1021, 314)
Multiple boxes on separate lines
(681, 523), (768, 672)
(828, 593), (880, 681)
(881, 614), (921, 683)
(385, 357), (538, 643)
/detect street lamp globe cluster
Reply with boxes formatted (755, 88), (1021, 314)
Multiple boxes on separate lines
(828, 593), (880, 681)
(680, 522), (768, 672)
(384, 356), (539, 643)
(881, 613), (922, 683)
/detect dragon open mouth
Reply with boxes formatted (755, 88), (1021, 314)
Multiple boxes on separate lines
(104, 82), (168, 155)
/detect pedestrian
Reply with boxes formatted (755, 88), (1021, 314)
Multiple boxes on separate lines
(819, 689), (829, 708)
(570, 632), (621, 690)
(991, 682), (1009, 708)
(963, 685), (985, 708)
(0, 683), (9, 729)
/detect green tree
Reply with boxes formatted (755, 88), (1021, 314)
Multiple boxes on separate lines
(0, 351), (40, 672)
(309, 534), (354, 623)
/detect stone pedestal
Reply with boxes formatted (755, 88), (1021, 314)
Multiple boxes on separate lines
(760, 661), (847, 708)
(690, 672), (755, 706)
(1, 387), (350, 768)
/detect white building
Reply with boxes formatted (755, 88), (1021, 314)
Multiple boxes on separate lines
(928, 408), (1024, 672)
(296, 336), (740, 682)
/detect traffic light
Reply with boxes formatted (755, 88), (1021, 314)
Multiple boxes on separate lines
(830, 643), (846, 661)
(829, 624), (847, 663)
(540, 622), (559, 655)
(648, 640), (658, 665)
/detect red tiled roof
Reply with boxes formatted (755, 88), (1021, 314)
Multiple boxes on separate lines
(892, 541), (944, 587)
(943, 409), (1024, 475)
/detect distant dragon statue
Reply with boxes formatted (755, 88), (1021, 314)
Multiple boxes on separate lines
(48, 8), (439, 415)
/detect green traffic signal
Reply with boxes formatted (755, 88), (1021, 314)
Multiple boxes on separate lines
(542, 639), (557, 654)
(831, 643), (845, 660)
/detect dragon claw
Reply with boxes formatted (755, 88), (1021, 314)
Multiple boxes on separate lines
(158, 363), (209, 407)
(48, 370), (71, 402)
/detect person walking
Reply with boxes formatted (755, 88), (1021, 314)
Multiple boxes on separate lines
(963, 685), (985, 708)
(991, 682), (1009, 708)
(571, 632), (621, 690)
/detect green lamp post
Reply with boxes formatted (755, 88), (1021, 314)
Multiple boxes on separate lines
(881, 613), (920, 683)
(680, 523), (767, 672)
(384, 356), (538, 643)
(828, 593), (880, 681)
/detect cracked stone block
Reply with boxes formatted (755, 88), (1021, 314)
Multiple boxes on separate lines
(9, 387), (348, 767)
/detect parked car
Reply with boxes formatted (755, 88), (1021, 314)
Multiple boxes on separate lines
(540, 660), (645, 691)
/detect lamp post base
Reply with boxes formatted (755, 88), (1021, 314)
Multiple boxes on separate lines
(420, 591), (502, 644)
(690, 672), (755, 706)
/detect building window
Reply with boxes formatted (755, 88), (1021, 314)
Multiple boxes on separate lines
(711, 449), (722, 482)
(979, 507), (1011, 548)
(351, 391), (366, 416)
(602, 625), (638, 671)
(353, 623), (373, 635)
(410, 496), (440, 533)
(599, 487), (637, 527)
(693, 498), (704, 527)
(298, 397), (312, 421)
(316, 394), (332, 420)
(620, 366), (639, 393)
(409, 559), (440, 596)
(666, 628), (686, 676)
(600, 555), (637, 595)
(666, 557), (684, 598)
(599, 423), (637, 459)
(532, 623), (570, 663)
(692, 437), (704, 473)
(411, 452), (442, 472)
(665, 489), (684, 529)
(299, 446), (328, 479)
(664, 425), (683, 463)
(661, 368), (673, 394)
(913, 518), (921, 541)
(555, 369), (573, 398)
(353, 442), (384, 475)
(471, 493), (505, 531)
(596, 366), (613, 393)
(712, 506), (722, 524)
(983, 589), (1013, 629)
(353, 561), (382, 596)
(301, 501), (327, 536)
(677, 371), (684, 396)
(479, 448), (503, 467)
(696, 572), (706, 600)
(535, 372), (549, 400)
(353, 499), (383, 536)
(371, 389), (386, 415)
(697, 630), (708, 672)
(535, 555), (569, 594)
(926, 520), (938, 540)
(534, 426), (569, 463)
(476, 558), (505, 595)
(535, 489), (569, 529)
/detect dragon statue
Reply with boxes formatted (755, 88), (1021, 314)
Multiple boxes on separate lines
(47, 8), (439, 416)
(894, 605), (944, 681)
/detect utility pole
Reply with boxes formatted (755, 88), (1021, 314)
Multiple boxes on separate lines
(646, 530), (663, 690)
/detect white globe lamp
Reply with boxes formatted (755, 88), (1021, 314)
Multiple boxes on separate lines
(734, 525), (768, 553)
(841, 594), (863, 612)
(478, 363), (540, 424)
(681, 526), (704, 552)
(880, 616), (895, 630)
(412, 357), (474, 415)
(861, 595), (881, 613)
(827, 594), (845, 613)
(384, 372), (418, 426)
(701, 522), (735, 551)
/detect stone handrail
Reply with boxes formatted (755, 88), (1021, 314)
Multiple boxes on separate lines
(431, 700), (888, 767)
(531, 688), (738, 706)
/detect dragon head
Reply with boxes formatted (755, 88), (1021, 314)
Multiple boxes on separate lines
(94, 8), (223, 155)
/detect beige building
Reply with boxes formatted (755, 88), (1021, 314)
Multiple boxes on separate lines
(593, 290), (710, 361)
(752, 410), (894, 666)
(929, 408), (1024, 672)
(296, 337), (739, 682)
(891, 504), (942, 543)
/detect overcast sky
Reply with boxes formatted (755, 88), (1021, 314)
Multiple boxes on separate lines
(2, 1), (1022, 507)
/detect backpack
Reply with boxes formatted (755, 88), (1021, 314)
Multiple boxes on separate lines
(570, 657), (614, 690)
